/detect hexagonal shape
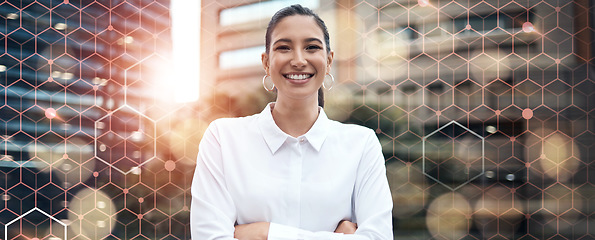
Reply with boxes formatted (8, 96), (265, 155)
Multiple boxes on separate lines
(95, 105), (156, 174)
(4, 207), (67, 240)
(423, 120), (484, 190)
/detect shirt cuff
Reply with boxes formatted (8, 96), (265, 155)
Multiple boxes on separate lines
(268, 222), (344, 240)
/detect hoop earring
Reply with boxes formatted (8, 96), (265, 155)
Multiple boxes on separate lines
(262, 75), (275, 91)
(323, 73), (334, 90)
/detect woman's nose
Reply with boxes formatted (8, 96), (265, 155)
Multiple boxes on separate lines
(290, 51), (307, 68)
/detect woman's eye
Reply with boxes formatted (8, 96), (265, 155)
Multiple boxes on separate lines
(306, 45), (322, 50)
(275, 46), (290, 51)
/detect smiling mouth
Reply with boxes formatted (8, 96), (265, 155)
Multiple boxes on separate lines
(284, 74), (314, 80)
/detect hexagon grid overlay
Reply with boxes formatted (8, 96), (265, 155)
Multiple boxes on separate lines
(0, 0), (593, 240)
(423, 120), (484, 191)
(0, 0), (189, 239)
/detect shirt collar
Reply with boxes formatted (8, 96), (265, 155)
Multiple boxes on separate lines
(258, 102), (329, 154)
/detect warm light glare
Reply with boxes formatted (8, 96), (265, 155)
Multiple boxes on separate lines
(168, 118), (209, 164)
(418, 0), (430, 7)
(171, 0), (201, 103)
(522, 22), (535, 33)
(45, 108), (57, 119)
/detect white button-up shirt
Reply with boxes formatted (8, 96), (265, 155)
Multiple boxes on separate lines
(191, 103), (393, 239)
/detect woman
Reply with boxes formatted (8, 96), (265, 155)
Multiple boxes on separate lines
(191, 4), (393, 239)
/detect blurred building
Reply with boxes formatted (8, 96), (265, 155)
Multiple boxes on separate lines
(0, 0), (190, 239)
(200, 0), (594, 239)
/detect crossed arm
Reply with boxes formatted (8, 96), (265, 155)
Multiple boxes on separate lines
(234, 220), (358, 239)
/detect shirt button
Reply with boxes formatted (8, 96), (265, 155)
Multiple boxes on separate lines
(299, 137), (305, 143)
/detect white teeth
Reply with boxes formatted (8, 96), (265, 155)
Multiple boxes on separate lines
(286, 74), (311, 80)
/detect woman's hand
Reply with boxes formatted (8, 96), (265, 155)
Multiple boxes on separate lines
(335, 220), (358, 234)
(234, 222), (270, 240)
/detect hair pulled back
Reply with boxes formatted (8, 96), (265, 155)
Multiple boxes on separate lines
(264, 4), (331, 107)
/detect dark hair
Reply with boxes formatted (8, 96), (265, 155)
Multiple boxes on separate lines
(265, 4), (331, 108)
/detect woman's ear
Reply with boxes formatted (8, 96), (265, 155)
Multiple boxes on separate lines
(326, 51), (334, 73)
(261, 52), (269, 74)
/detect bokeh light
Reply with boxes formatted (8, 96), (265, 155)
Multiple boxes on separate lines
(67, 188), (116, 239)
(426, 192), (471, 240)
(469, 49), (512, 85)
(540, 133), (581, 182)
(386, 160), (426, 219)
(525, 128), (581, 182)
(473, 186), (525, 239)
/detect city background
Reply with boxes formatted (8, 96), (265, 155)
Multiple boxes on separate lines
(0, 0), (593, 239)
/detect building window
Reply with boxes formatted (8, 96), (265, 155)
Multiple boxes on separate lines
(219, 45), (264, 69)
(219, 0), (320, 26)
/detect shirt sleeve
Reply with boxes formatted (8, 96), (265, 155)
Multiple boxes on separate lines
(190, 121), (238, 240)
(350, 129), (394, 238)
(267, 129), (393, 240)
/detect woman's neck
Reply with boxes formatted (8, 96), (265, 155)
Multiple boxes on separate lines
(271, 97), (319, 138)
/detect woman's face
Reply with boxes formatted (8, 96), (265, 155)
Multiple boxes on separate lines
(262, 15), (333, 103)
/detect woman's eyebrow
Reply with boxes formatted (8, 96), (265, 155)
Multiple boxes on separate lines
(273, 38), (292, 45)
(273, 38), (323, 45)
(304, 38), (323, 44)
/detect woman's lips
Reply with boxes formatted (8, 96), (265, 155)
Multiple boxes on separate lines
(283, 73), (314, 84)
